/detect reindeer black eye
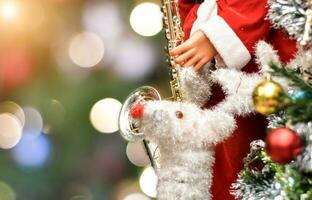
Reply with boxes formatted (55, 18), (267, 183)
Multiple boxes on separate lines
(175, 111), (184, 119)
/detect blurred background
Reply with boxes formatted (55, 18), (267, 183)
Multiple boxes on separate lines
(0, 0), (170, 199)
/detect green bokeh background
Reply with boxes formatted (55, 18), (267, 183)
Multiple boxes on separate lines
(0, 0), (169, 199)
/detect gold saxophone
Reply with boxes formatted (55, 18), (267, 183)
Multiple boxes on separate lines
(163, 0), (184, 101)
(118, 0), (185, 167)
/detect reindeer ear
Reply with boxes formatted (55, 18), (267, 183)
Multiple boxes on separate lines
(179, 63), (213, 106)
(255, 41), (281, 73)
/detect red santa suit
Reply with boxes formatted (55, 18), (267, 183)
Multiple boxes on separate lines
(178, 0), (298, 199)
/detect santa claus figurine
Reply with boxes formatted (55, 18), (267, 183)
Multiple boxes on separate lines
(169, 0), (298, 199)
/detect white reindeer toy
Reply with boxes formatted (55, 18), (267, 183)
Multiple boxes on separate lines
(125, 49), (271, 200)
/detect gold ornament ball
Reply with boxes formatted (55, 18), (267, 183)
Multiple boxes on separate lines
(252, 79), (285, 116)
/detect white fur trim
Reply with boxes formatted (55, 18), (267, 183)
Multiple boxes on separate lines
(199, 16), (251, 69)
(190, 0), (250, 69)
(190, 0), (217, 36)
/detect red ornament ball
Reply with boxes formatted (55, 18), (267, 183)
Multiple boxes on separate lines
(266, 127), (302, 164)
(130, 104), (145, 119)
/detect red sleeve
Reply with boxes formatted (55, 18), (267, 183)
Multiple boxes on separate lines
(217, 0), (271, 53)
(178, 0), (196, 24)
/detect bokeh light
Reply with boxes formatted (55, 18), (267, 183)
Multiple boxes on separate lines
(113, 37), (156, 81)
(22, 2), (45, 31)
(114, 180), (142, 200)
(0, 101), (25, 127)
(0, 182), (16, 200)
(44, 99), (65, 128)
(91, 140), (126, 182)
(70, 195), (91, 200)
(0, 1), (45, 33)
(139, 166), (158, 198)
(0, 0), (168, 198)
(82, 1), (123, 66)
(54, 32), (91, 81)
(126, 142), (150, 167)
(0, 113), (23, 149)
(23, 106), (43, 136)
(62, 183), (93, 200)
(82, 1), (123, 41)
(90, 98), (122, 133)
(0, 49), (33, 90)
(11, 131), (51, 168)
(130, 3), (163, 37)
(0, 1), (18, 20)
(123, 193), (151, 200)
(69, 32), (105, 68)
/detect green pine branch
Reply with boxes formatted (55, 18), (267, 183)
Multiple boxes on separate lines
(269, 63), (312, 95)
(269, 63), (312, 123)
(237, 147), (312, 200)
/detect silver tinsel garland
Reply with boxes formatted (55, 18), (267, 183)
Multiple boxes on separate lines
(230, 140), (283, 200)
(291, 122), (312, 173)
(231, 176), (281, 200)
(268, 0), (311, 44)
(267, 111), (287, 129)
(231, 137), (312, 199)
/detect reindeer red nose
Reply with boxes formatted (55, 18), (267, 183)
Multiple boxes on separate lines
(130, 103), (145, 119)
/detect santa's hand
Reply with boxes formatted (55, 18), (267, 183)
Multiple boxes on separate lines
(170, 30), (217, 71)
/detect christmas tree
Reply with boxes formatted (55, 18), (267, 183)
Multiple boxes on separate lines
(231, 0), (312, 199)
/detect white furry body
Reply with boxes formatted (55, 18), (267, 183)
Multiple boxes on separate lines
(132, 61), (266, 200)
(141, 101), (235, 200)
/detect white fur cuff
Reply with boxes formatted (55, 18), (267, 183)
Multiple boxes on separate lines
(199, 16), (251, 69)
